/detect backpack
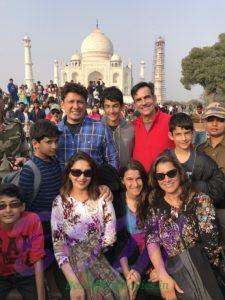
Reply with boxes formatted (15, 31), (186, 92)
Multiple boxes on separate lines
(2, 160), (41, 203)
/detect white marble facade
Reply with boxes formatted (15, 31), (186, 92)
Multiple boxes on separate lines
(60, 28), (133, 96)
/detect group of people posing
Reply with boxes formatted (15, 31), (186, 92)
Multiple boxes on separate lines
(1, 81), (225, 300)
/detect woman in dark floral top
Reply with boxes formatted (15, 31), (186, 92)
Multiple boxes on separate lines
(144, 154), (224, 300)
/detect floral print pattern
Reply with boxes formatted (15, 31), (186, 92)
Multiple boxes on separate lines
(145, 193), (222, 266)
(51, 195), (116, 268)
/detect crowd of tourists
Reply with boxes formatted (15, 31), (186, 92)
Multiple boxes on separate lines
(0, 79), (225, 300)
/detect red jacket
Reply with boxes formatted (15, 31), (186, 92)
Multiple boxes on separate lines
(133, 110), (174, 172)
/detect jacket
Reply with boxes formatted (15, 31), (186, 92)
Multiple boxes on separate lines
(14, 109), (32, 123)
(192, 151), (225, 209)
(101, 116), (134, 168)
(30, 108), (45, 122)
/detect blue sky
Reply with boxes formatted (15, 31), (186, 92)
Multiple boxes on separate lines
(0, 0), (225, 101)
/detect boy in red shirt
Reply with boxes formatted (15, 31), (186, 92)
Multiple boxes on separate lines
(0, 184), (45, 300)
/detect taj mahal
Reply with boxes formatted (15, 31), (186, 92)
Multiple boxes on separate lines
(23, 26), (166, 103)
(59, 25), (133, 96)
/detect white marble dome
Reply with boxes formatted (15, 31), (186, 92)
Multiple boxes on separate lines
(71, 52), (81, 61)
(23, 34), (31, 41)
(81, 29), (114, 60)
(111, 53), (121, 62)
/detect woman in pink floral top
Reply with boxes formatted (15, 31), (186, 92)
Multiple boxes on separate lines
(51, 151), (128, 300)
(145, 155), (224, 300)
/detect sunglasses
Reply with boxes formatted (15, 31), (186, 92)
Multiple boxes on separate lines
(70, 169), (93, 177)
(155, 169), (178, 181)
(0, 202), (22, 210)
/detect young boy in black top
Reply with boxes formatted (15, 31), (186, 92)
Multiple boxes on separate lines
(167, 113), (225, 208)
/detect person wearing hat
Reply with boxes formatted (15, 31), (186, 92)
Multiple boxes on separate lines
(49, 104), (62, 125)
(198, 102), (225, 174)
(30, 99), (46, 123)
(198, 102), (225, 241)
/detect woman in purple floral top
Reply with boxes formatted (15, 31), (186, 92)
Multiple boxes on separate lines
(51, 151), (128, 300)
(145, 155), (224, 300)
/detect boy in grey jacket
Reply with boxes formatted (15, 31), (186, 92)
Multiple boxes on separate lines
(101, 86), (134, 168)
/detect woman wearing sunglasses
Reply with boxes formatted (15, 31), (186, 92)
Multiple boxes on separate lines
(145, 154), (224, 300)
(51, 151), (128, 300)
(108, 160), (161, 300)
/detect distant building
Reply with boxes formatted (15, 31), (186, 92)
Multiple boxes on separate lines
(153, 37), (166, 103)
(58, 26), (133, 96)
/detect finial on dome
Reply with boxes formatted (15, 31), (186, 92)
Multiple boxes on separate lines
(96, 19), (99, 29)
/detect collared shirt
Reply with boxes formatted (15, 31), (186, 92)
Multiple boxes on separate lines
(198, 136), (225, 174)
(133, 110), (174, 171)
(57, 116), (119, 170)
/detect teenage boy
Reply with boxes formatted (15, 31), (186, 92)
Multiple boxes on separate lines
(167, 112), (225, 208)
(101, 86), (134, 168)
(0, 183), (45, 300)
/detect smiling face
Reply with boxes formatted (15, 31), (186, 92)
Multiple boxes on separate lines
(61, 92), (87, 124)
(103, 99), (122, 125)
(156, 161), (181, 195)
(0, 196), (25, 228)
(69, 160), (92, 191)
(169, 127), (193, 150)
(122, 169), (143, 199)
(133, 86), (157, 118)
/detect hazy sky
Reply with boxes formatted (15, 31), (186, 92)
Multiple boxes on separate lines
(0, 0), (225, 101)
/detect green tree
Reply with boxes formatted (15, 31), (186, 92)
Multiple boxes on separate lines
(181, 33), (225, 103)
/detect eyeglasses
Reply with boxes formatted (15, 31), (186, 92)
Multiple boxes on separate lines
(70, 169), (93, 177)
(155, 169), (178, 181)
(0, 202), (22, 210)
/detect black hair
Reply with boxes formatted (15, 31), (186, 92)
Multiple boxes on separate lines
(196, 103), (203, 109)
(131, 81), (155, 99)
(148, 154), (193, 211)
(60, 151), (100, 201)
(6, 102), (14, 111)
(30, 119), (60, 142)
(127, 108), (134, 114)
(101, 86), (124, 106)
(0, 184), (23, 202)
(61, 82), (88, 101)
(120, 160), (149, 228)
(169, 112), (194, 133)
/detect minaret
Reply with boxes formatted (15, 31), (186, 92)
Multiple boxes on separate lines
(140, 60), (146, 81)
(23, 34), (34, 91)
(54, 60), (59, 86)
(153, 36), (166, 103)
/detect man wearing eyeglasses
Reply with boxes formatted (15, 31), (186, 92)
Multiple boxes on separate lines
(131, 82), (174, 172)
(57, 82), (119, 170)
